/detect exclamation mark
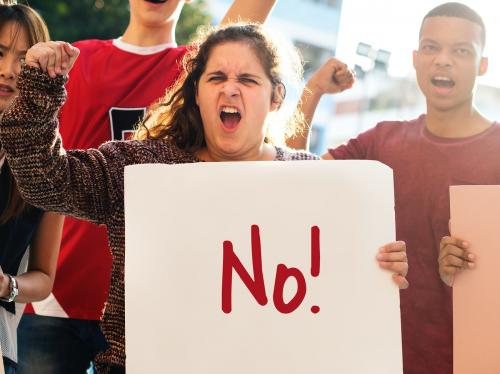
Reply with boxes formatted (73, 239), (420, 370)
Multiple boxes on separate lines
(310, 226), (320, 314)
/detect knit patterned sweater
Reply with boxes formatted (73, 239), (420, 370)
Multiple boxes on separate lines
(0, 65), (319, 372)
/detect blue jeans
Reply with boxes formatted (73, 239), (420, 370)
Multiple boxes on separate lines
(3, 358), (17, 374)
(17, 315), (107, 374)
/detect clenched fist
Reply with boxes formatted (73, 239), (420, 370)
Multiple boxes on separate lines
(25, 41), (80, 78)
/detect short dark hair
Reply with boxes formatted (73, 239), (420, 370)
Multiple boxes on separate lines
(421, 2), (486, 47)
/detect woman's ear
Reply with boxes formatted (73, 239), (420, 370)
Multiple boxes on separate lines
(271, 83), (286, 111)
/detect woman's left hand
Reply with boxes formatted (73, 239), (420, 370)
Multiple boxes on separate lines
(0, 267), (9, 299)
(25, 41), (80, 78)
(376, 241), (409, 289)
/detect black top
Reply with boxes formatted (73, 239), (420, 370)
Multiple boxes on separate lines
(0, 161), (43, 313)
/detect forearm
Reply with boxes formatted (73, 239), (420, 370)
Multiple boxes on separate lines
(222, 0), (276, 24)
(3, 211), (64, 303)
(0, 65), (110, 224)
(9, 272), (54, 303)
(1, 65), (68, 209)
(286, 86), (323, 150)
(287, 57), (355, 151)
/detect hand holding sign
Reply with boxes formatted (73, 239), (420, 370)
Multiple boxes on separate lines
(438, 236), (475, 287)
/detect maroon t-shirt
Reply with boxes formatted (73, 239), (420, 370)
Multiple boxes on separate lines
(330, 114), (500, 374)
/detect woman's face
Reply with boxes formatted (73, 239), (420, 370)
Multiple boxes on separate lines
(0, 22), (29, 113)
(196, 41), (280, 161)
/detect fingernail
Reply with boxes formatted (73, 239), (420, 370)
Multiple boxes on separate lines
(468, 253), (475, 260)
(376, 253), (383, 260)
(468, 262), (475, 268)
(462, 241), (469, 247)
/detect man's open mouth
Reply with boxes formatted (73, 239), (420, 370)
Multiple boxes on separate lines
(431, 76), (455, 88)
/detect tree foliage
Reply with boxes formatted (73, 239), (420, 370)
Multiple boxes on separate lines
(26, 0), (212, 44)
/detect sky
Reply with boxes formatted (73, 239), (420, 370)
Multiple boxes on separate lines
(336, 0), (498, 87)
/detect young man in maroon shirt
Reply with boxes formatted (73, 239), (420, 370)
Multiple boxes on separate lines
(289, 3), (496, 373)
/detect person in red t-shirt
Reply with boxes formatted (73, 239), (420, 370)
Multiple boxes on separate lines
(17, 1), (277, 373)
(287, 3), (498, 374)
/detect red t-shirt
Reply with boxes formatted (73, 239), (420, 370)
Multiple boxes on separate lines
(25, 39), (187, 319)
(329, 114), (500, 374)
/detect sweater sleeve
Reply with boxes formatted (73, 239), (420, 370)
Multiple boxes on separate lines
(0, 65), (121, 225)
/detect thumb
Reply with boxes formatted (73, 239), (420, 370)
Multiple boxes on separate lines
(440, 273), (454, 288)
(25, 56), (41, 69)
(63, 43), (79, 57)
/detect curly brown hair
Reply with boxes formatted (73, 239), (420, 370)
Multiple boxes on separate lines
(134, 23), (304, 151)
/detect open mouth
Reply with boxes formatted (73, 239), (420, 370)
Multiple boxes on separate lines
(220, 106), (241, 130)
(145, 0), (167, 3)
(431, 76), (455, 89)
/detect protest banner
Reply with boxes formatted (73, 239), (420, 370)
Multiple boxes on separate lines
(451, 185), (500, 374)
(125, 161), (402, 373)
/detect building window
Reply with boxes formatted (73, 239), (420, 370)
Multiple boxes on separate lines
(294, 40), (334, 76)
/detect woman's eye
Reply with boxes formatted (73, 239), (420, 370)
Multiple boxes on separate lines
(239, 78), (257, 84)
(208, 76), (225, 82)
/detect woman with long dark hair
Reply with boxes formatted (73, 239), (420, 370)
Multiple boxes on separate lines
(0, 3), (63, 372)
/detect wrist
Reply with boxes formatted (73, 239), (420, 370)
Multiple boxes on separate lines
(305, 79), (326, 96)
(0, 274), (18, 302)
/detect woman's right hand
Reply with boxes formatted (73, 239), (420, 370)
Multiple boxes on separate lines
(25, 41), (80, 78)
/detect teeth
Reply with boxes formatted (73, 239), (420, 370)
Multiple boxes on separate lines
(221, 106), (239, 114)
(433, 76), (452, 82)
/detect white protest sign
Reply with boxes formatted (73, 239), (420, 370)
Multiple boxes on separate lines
(125, 160), (402, 374)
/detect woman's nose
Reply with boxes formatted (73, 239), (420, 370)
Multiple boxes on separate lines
(221, 79), (240, 97)
(0, 58), (17, 80)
